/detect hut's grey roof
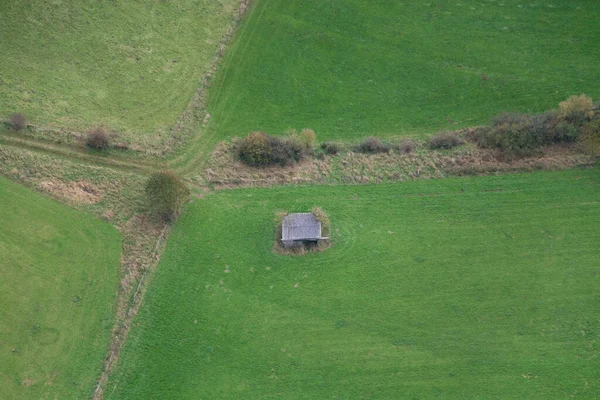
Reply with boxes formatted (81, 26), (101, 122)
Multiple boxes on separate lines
(282, 213), (322, 241)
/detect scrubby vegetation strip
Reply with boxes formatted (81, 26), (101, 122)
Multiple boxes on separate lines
(0, 132), (157, 174)
(215, 96), (599, 188)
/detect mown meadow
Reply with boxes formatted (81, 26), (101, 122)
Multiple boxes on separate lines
(0, 177), (122, 399)
(1, 1), (599, 398)
(108, 169), (600, 399)
(207, 0), (600, 141)
(0, 0), (238, 136)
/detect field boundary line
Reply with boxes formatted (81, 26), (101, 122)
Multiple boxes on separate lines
(129, 225), (168, 310)
(164, 0), (256, 175)
(158, 0), (255, 157)
(92, 224), (169, 400)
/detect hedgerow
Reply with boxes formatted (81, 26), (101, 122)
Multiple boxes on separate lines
(471, 95), (596, 158)
(428, 132), (465, 150)
(354, 137), (391, 154)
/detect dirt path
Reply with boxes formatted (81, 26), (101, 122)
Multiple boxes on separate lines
(0, 132), (160, 174)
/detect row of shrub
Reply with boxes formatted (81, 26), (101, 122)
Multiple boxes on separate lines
(469, 95), (599, 157)
(234, 130), (425, 167)
(349, 133), (465, 153)
(235, 130), (472, 166)
(427, 132), (465, 150)
(8, 113), (466, 164)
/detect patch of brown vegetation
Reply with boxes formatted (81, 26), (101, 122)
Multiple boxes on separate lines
(39, 179), (103, 204)
(22, 378), (35, 387)
(102, 209), (115, 221)
(273, 239), (332, 256)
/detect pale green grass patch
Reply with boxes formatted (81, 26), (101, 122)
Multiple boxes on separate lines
(0, 0), (237, 138)
(0, 177), (122, 399)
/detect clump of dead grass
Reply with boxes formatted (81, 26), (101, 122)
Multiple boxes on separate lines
(39, 179), (103, 204)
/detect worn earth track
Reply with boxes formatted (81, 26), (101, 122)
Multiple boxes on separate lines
(0, 132), (160, 174)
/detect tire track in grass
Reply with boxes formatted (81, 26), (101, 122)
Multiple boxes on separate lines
(0, 133), (158, 175)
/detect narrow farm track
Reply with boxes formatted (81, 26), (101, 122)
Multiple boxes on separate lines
(0, 133), (161, 175)
(165, 127), (216, 178)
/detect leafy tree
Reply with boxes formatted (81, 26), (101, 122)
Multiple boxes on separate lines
(236, 131), (271, 166)
(145, 171), (189, 222)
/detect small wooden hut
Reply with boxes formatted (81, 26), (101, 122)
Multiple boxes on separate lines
(281, 213), (325, 248)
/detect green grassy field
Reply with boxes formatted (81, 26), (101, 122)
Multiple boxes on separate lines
(207, 0), (600, 141)
(0, 177), (122, 399)
(0, 0), (237, 135)
(108, 169), (600, 399)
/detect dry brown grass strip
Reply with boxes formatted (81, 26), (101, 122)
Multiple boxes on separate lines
(205, 141), (595, 189)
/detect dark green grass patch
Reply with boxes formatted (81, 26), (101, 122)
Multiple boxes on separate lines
(207, 0), (600, 140)
(0, 0), (237, 136)
(0, 177), (121, 399)
(109, 169), (600, 399)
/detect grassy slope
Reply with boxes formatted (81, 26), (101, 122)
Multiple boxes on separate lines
(0, 177), (121, 399)
(207, 0), (600, 140)
(108, 169), (600, 399)
(0, 0), (237, 135)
